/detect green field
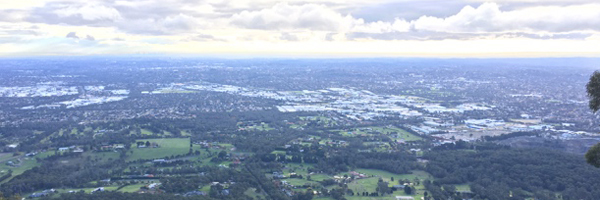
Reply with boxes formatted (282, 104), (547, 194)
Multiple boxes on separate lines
(140, 129), (153, 135)
(62, 186), (120, 193)
(284, 178), (320, 187)
(271, 150), (287, 155)
(310, 174), (331, 182)
(26, 185), (122, 198)
(454, 184), (471, 192)
(244, 188), (266, 199)
(339, 169), (432, 200)
(199, 185), (211, 192)
(334, 126), (420, 141)
(118, 184), (147, 193)
(3, 150), (150, 186)
(0, 156), (41, 183)
(126, 138), (191, 161)
(34, 151), (57, 159)
(0, 153), (13, 162)
(181, 130), (191, 136)
(91, 152), (120, 162)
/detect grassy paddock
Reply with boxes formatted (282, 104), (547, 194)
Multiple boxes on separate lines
(126, 138), (190, 161)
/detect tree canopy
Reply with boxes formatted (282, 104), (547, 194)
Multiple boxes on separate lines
(586, 71), (600, 167)
(587, 71), (600, 113)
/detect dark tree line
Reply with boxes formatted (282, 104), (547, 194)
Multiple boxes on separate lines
(424, 145), (600, 200)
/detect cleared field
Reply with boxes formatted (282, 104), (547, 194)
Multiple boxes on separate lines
(284, 178), (320, 187)
(141, 129), (153, 135)
(181, 130), (192, 136)
(244, 188), (266, 199)
(310, 174), (331, 182)
(0, 153), (12, 162)
(126, 138), (191, 161)
(271, 150), (287, 155)
(118, 184), (147, 193)
(454, 184), (471, 192)
(341, 169), (432, 200)
(69, 186), (120, 193)
(0, 156), (40, 183)
(26, 186), (121, 197)
(336, 126), (422, 141)
(91, 152), (120, 162)
(34, 151), (56, 159)
(199, 185), (211, 192)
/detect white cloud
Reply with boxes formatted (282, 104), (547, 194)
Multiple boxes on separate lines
(2, 0), (600, 56)
(54, 4), (122, 21)
(229, 3), (413, 34)
(227, 2), (600, 41)
(412, 3), (600, 33)
(351, 19), (411, 33)
(230, 3), (355, 31)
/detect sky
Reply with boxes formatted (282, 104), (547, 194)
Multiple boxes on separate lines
(1, 0), (600, 57)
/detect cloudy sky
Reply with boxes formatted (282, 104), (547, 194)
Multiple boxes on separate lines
(1, 0), (600, 57)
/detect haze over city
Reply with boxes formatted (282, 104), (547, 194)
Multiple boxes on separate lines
(3, 1), (600, 200)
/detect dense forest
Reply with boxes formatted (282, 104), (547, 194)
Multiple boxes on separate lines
(423, 147), (600, 200)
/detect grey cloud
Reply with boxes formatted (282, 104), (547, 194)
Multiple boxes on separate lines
(349, 1), (477, 22)
(349, 0), (599, 23)
(184, 34), (226, 42)
(346, 31), (482, 41)
(28, 2), (120, 26)
(409, 3), (600, 33)
(86, 35), (95, 41)
(66, 32), (79, 39)
(5, 30), (41, 36)
(346, 2), (600, 41)
(325, 32), (336, 41)
(139, 38), (174, 45)
(230, 3), (353, 31)
(11, 0), (600, 41)
(0, 36), (23, 44)
(279, 32), (299, 41)
(346, 31), (593, 41)
(507, 32), (592, 40)
(0, 25), (42, 36)
(0, 10), (28, 22)
(25, 1), (205, 35)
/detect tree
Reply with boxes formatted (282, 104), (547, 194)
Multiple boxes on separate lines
(218, 150), (227, 159)
(586, 71), (600, 167)
(587, 71), (600, 112)
(404, 186), (413, 195)
(586, 143), (600, 168)
(376, 179), (390, 196)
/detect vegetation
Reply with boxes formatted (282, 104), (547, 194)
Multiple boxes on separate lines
(585, 71), (600, 168)
(424, 147), (600, 200)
